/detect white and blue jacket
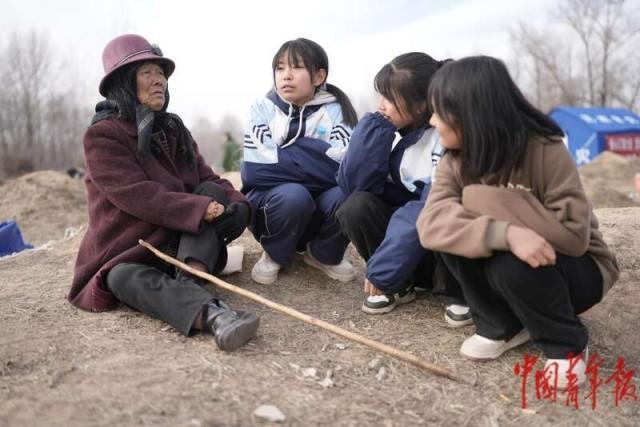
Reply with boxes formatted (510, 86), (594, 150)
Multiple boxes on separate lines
(241, 89), (353, 194)
(337, 112), (445, 293)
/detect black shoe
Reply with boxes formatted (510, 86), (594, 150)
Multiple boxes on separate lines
(203, 300), (259, 351)
(361, 286), (416, 314)
(444, 304), (473, 327)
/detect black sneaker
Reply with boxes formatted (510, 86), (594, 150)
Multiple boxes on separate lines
(444, 304), (473, 327)
(361, 287), (416, 314)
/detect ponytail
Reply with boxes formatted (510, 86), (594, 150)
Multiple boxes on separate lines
(272, 38), (358, 127)
(374, 52), (444, 128)
(326, 83), (358, 127)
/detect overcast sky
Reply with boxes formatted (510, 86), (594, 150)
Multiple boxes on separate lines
(3, 0), (557, 127)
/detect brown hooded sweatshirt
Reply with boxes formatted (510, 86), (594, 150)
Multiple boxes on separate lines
(417, 136), (619, 297)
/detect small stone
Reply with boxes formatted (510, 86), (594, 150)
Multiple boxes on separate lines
(498, 393), (511, 403)
(368, 357), (383, 370)
(254, 404), (286, 423)
(302, 368), (317, 378)
(318, 370), (334, 388)
(319, 377), (334, 388)
(376, 366), (386, 382)
(335, 343), (346, 350)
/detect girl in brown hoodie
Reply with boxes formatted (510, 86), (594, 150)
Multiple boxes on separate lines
(417, 56), (619, 389)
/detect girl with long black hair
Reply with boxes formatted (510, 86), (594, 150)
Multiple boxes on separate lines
(419, 55), (619, 388)
(336, 53), (469, 323)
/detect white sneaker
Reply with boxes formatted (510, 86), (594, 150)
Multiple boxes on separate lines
(544, 348), (588, 390)
(444, 304), (473, 327)
(303, 244), (357, 282)
(460, 329), (531, 360)
(251, 251), (281, 285)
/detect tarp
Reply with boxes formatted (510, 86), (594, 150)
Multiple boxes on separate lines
(0, 220), (33, 257)
(549, 106), (640, 165)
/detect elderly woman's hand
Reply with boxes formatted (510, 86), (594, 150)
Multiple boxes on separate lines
(204, 201), (225, 222)
(211, 202), (250, 243)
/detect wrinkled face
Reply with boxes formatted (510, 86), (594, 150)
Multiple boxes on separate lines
(136, 62), (167, 111)
(377, 95), (413, 129)
(274, 52), (326, 107)
(429, 112), (461, 149)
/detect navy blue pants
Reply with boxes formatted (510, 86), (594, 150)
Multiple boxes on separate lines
(337, 191), (464, 300)
(246, 183), (348, 267)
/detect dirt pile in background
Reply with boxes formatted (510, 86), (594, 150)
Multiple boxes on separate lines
(0, 171), (87, 246)
(579, 151), (640, 208)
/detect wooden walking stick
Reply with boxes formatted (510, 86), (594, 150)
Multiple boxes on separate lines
(139, 239), (460, 382)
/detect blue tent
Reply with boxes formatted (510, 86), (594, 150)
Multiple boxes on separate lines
(549, 106), (640, 165)
(0, 220), (33, 257)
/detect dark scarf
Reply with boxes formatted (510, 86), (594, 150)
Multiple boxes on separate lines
(91, 63), (196, 163)
(91, 101), (196, 163)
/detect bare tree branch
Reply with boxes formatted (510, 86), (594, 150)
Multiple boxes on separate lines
(510, 0), (640, 112)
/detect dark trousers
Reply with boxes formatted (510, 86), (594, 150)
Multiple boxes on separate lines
(440, 251), (603, 358)
(106, 182), (231, 336)
(336, 192), (395, 261)
(246, 184), (348, 267)
(336, 191), (463, 301)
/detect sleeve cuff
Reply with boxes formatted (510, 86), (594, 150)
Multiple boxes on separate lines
(486, 220), (510, 251)
(370, 112), (396, 130)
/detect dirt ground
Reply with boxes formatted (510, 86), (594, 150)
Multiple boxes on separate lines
(1, 156), (639, 426)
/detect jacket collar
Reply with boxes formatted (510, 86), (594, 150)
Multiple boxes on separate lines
(267, 88), (336, 115)
(392, 125), (427, 153)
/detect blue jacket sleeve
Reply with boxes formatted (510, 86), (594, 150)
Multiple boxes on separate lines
(242, 138), (340, 193)
(337, 112), (396, 196)
(366, 184), (433, 293)
(324, 102), (353, 163)
(241, 99), (343, 193)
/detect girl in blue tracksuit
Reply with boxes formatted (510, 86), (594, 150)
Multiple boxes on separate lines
(336, 52), (470, 323)
(241, 38), (359, 285)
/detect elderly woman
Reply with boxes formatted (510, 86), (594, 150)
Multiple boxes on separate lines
(68, 34), (259, 351)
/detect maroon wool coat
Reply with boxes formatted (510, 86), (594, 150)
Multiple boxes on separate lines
(69, 117), (248, 312)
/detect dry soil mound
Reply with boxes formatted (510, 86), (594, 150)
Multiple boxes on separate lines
(0, 171), (87, 246)
(579, 152), (640, 208)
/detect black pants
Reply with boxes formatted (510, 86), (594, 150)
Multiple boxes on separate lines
(336, 191), (463, 301)
(106, 182), (230, 336)
(440, 251), (603, 358)
(336, 192), (396, 262)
